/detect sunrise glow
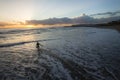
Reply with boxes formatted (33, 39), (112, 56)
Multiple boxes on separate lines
(0, 0), (120, 28)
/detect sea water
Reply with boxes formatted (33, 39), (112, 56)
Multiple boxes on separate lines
(0, 27), (120, 80)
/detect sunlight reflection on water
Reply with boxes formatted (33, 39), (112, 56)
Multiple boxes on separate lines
(0, 27), (120, 80)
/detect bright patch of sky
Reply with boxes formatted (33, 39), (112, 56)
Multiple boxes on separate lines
(0, 0), (120, 21)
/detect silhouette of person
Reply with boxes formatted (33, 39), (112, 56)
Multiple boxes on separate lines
(36, 42), (43, 57)
(36, 41), (40, 49)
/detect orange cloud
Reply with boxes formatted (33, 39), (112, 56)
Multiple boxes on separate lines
(0, 21), (47, 29)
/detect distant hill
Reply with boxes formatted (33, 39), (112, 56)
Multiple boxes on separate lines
(65, 20), (120, 32)
(68, 20), (120, 27)
(106, 20), (120, 25)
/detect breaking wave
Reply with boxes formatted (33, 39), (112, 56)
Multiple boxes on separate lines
(0, 38), (60, 48)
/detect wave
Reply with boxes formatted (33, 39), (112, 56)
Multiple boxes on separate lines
(0, 38), (60, 48)
(0, 28), (49, 35)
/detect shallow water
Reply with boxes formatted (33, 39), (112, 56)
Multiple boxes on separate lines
(0, 27), (120, 80)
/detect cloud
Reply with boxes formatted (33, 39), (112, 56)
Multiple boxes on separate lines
(26, 12), (120, 25)
(90, 11), (120, 16)
(26, 15), (96, 25)
(26, 17), (72, 25)
(73, 14), (96, 24)
(97, 16), (120, 23)
(0, 22), (13, 27)
(0, 22), (21, 28)
(1, 11), (120, 28)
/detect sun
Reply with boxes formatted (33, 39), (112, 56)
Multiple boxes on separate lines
(26, 25), (35, 28)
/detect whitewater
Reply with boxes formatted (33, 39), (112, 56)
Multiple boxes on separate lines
(0, 27), (120, 80)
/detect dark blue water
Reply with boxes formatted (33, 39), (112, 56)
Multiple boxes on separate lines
(0, 27), (120, 80)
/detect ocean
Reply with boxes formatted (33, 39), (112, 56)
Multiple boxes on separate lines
(0, 27), (120, 80)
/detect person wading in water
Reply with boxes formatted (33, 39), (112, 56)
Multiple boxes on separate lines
(36, 41), (40, 49)
(36, 41), (43, 56)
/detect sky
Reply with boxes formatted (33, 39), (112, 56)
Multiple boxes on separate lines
(0, 0), (120, 28)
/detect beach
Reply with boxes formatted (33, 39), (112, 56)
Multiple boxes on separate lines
(0, 27), (120, 80)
